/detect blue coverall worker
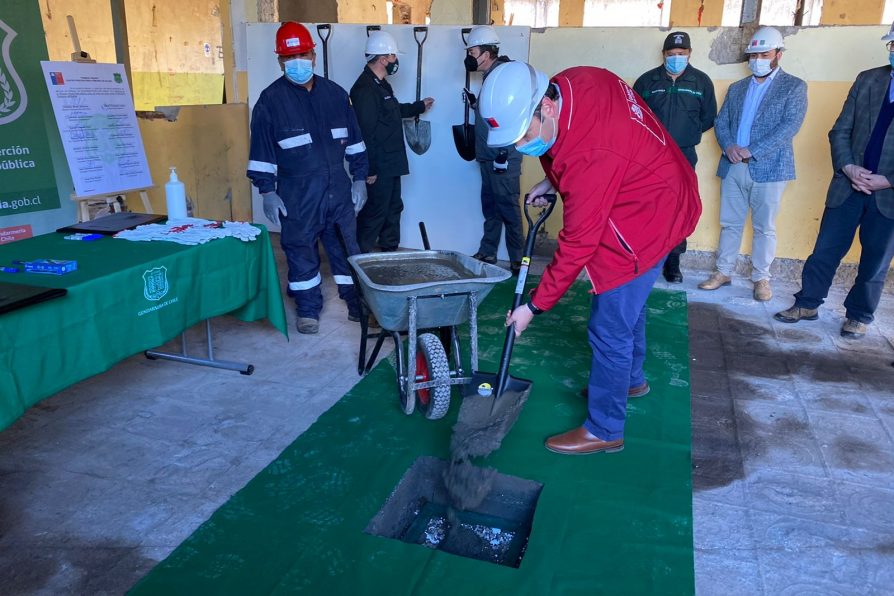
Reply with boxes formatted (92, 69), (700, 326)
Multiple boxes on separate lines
(247, 22), (369, 335)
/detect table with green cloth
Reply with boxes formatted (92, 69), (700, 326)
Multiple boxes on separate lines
(0, 227), (288, 431)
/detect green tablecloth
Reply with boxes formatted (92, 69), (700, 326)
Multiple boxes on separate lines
(0, 228), (288, 430)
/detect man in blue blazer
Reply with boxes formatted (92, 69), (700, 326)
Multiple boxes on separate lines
(775, 24), (894, 339)
(699, 26), (807, 301)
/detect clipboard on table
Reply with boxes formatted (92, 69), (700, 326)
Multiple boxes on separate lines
(56, 212), (165, 235)
(0, 282), (68, 315)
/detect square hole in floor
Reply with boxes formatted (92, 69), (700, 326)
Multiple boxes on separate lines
(365, 456), (543, 568)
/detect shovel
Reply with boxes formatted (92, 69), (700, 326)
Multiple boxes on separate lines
(453, 194), (558, 456)
(404, 27), (431, 155)
(316, 24), (331, 79)
(452, 28), (476, 162)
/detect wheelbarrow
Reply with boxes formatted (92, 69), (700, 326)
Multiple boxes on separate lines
(348, 247), (510, 420)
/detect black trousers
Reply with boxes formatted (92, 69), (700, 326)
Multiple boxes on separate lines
(794, 192), (894, 324)
(357, 175), (402, 253)
(665, 146), (698, 268)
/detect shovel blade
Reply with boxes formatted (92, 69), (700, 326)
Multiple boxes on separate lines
(404, 120), (432, 155)
(451, 124), (476, 161)
(453, 371), (532, 459)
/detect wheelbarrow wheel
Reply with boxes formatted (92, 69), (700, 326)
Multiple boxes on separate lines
(415, 333), (451, 420)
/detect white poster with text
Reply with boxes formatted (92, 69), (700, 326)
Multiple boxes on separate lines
(40, 61), (152, 197)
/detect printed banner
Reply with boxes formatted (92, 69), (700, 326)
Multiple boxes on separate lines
(0, 2), (60, 217)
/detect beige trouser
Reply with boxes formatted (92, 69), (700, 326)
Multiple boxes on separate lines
(716, 163), (787, 282)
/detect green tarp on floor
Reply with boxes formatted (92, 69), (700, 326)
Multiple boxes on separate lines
(131, 281), (693, 595)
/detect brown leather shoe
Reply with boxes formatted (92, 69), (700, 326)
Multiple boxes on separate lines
(698, 271), (731, 290)
(774, 305), (818, 323)
(545, 426), (624, 455)
(753, 279), (772, 301)
(580, 382), (650, 399)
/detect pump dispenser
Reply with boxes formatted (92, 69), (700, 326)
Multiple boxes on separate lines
(165, 167), (188, 220)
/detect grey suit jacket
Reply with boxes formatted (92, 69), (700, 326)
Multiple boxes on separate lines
(827, 65), (894, 218)
(715, 68), (808, 182)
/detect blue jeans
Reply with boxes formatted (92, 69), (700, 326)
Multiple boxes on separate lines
(584, 258), (665, 441)
(794, 192), (894, 324)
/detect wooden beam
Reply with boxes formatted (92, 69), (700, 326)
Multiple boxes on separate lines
(820, 0), (884, 25)
(109, 0), (133, 97)
(669, 0), (723, 27)
(559, 0), (584, 27)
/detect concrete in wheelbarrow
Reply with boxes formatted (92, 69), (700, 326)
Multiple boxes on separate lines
(0, 235), (892, 594)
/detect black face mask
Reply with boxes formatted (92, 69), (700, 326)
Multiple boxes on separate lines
(464, 54), (479, 72)
(385, 58), (399, 76)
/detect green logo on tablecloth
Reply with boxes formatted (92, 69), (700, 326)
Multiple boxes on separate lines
(143, 266), (169, 301)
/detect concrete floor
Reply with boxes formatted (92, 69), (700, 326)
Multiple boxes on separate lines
(0, 239), (892, 594)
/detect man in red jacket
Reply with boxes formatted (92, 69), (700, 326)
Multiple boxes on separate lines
(480, 62), (701, 455)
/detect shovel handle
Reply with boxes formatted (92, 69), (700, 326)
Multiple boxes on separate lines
(366, 25), (380, 37)
(317, 24), (331, 79)
(493, 193), (558, 398)
(414, 27), (427, 103)
(419, 221), (431, 250)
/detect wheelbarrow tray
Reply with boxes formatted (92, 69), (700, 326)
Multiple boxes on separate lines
(348, 250), (510, 332)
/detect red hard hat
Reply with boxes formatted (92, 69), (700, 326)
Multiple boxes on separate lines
(275, 22), (315, 56)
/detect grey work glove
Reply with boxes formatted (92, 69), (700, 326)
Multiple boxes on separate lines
(351, 179), (368, 215)
(262, 192), (287, 226)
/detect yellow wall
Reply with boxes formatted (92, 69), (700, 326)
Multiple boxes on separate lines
(137, 104), (252, 221)
(525, 25), (891, 264)
(40, 0), (225, 110)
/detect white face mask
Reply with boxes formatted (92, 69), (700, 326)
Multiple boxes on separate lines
(749, 57), (773, 78)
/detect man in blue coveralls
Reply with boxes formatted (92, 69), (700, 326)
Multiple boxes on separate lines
(247, 22), (369, 334)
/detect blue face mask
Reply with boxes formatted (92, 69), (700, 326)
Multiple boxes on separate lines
(665, 55), (689, 75)
(516, 116), (556, 157)
(284, 58), (314, 84)
(889, 52), (894, 69)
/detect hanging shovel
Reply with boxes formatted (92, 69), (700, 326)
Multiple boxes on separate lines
(316, 24), (332, 79)
(404, 27), (431, 155)
(452, 27), (476, 162)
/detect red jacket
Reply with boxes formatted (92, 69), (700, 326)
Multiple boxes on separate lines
(532, 67), (702, 311)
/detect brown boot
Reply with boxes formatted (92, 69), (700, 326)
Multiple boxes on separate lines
(698, 271), (731, 290)
(753, 279), (772, 301)
(840, 319), (868, 339)
(774, 305), (818, 323)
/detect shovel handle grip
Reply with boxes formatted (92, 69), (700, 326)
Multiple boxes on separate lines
(366, 25), (380, 37)
(494, 193), (558, 398)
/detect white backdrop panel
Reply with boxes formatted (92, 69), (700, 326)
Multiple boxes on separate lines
(246, 23), (530, 258)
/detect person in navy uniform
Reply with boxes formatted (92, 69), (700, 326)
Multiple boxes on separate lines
(247, 22), (369, 335)
(350, 30), (434, 253)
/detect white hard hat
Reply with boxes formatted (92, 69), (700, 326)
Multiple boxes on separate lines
(466, 25), (500, 49)
(882, 22), (894, 42)
(479, 61), (550, 148)
(365, 31), (403, 56)
(745, 26), (784, 53)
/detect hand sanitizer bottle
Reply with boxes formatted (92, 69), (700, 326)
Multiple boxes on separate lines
(165, 167), (188, 220)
